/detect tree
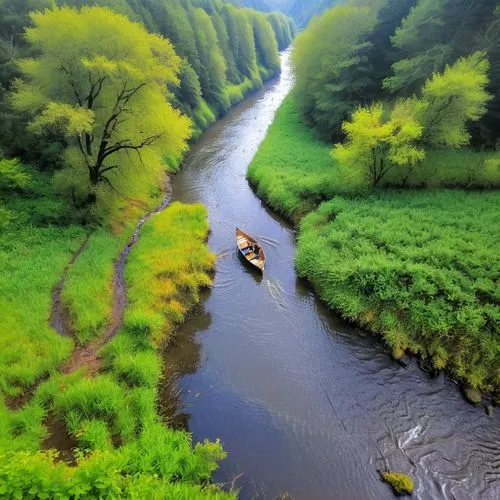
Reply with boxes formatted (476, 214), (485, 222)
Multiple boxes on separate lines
(249, 10), (280, 75)
(10, 6), (191, 208)
(190, 7), (228, 113)
(333, 101), (424, 186)
(383, 0), (497, 95)
(418, 52), (492, 147)
(292, 4), (379, 139)
(333, 52), (492, 186)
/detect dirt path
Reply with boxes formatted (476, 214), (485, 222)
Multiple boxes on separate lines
(52, 182), (173, 376)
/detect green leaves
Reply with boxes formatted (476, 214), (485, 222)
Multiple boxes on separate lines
(333, 101), (425, 186)
(419, 51), (492, 147)
(29, 102), (94, 137)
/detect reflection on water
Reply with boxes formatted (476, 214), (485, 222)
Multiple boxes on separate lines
(161, 50), (500, 500)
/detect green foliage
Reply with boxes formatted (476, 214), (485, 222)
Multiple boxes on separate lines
(292, 3), (379, 139)
(248, 10), (280, 76)
(381, 472), (414, 495)
(333, 101), (424, 186)
(0, 448), (235, 499)
(418, 52), (492, 147)
(334, 52), (492, 186)
(247, 96), (338, 222)
(296, 191), (500, 390)
(0, 158), (31, 190)
(0, 172), (84, 396)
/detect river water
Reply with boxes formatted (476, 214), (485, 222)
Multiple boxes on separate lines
(161, 51), (500, 499)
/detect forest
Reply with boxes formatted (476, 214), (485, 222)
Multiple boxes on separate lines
(248, 0), (500, 395)
(0, 0), (292, 497)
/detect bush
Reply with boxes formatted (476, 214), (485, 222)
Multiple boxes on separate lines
(381, 472), (414, 496)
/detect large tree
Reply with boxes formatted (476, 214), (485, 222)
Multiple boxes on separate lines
(10, 5), (191, 209)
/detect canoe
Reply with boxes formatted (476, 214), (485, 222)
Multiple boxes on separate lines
(236, 228), (266, 272)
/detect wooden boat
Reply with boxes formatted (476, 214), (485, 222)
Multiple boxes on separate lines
(236, 228), (266, 272)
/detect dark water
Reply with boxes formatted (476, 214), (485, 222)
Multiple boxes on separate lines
(161, 51), (500, 500)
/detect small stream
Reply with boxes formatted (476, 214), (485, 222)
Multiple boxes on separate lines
(159, 51), (500, 500)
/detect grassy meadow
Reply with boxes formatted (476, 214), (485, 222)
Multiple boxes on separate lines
(0, 174), (86, 396)
(0, 200), (232, 498)
(248, 95), (500, 391)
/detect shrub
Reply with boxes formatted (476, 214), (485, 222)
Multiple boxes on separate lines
(381, 472), (414, 495)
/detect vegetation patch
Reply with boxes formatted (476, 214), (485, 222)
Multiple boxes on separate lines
(0, 172), (85, 396)
(247, 96), (338, 221)
(381, 471), (414, 496)
(0, 202), (230, 498)
(296, 191), (500, 390)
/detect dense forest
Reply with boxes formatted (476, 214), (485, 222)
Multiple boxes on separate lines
(0, 0), (292, 497)
(248, 0), (500, 398)
(0, 0), (293, 165)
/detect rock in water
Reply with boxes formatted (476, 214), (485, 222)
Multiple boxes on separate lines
(462, 386), (482, 406)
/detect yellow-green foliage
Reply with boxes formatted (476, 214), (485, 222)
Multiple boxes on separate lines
(296, 191), (500, 390)
(333, 101), (425, 186)
(0, 448), (235, 499)
(0, 173), (85, 396)
(124, 202), (215, 344)
(334, 53), (492, 187)
(11, 5), (191, 221)
(419, 52), (491, 147)
(381, 472), (414, 495)
(224, 77), (258, 106)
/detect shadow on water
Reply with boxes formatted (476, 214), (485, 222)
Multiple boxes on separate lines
(160, 50), (500, 500)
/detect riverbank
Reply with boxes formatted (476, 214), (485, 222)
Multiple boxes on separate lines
(0, 168), (233, 496)
(247, 95), (500, 393)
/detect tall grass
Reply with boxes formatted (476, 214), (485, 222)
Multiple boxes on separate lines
(0, 201), (230, 498)
(0, 173), (86, 396)
(61, 229), (121, 344)
(296, 191), (500, 389)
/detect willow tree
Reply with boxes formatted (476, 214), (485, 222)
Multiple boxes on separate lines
(11, 6), (191, 210)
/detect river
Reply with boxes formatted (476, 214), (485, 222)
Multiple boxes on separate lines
(160, 51), (500, 500)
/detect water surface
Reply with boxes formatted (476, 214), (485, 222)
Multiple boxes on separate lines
(161, 51), (500, 500)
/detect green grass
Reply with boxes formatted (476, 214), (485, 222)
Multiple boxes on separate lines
(296, 191), (500, 389)
(0, 173), (86, 396)
(0, 201), (231, 498)
(384, 149), (500, 189)
(61, 229), (121, 345)
(247, 95), (339, 222)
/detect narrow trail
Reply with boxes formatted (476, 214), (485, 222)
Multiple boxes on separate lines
(52, 181), (173, 376)
(6, 183), (173, 412)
